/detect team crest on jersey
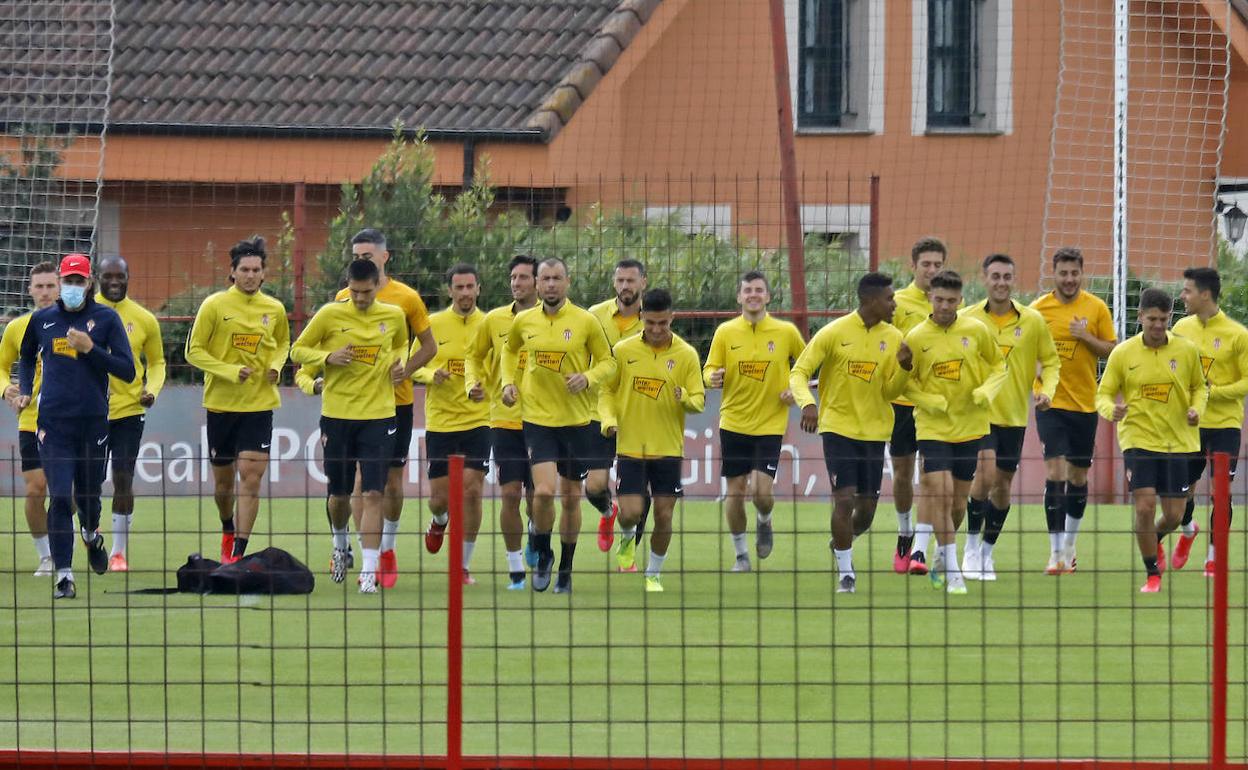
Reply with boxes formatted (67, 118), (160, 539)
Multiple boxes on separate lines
(261, 314), (270, 327)
(1014, 327), (1022, 338)
(666, 359), (676, 371)
(961, 337), (969, 348)
(1169, 359), (1177, 372)
(563, 329), (572, 341)
(86, 320), (95, 332)
(1214, 338), (1222, 350)
(379, 322), (387, 334)
(126, 322), (134, 334)
(879, 341), (887, 352)
(767, 340), (775, 353)
(1142, 383), (1172, 403)
(933, 360), (963, 381)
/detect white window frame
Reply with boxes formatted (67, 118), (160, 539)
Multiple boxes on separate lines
(787, 0), (885, 134)
(799, 203), (872, 257)
(644, 205), (734, 241)
(911, 0), (1013, 135)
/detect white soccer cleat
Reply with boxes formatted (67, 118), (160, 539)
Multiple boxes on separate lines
(980, 554), (998, 582)
(1060, 545), (1077, 574)
(961, 546), (982, 581)
(33, 556), (54, 577)
(1045, 551), (1062, 575)
(358, 571), (378, 594)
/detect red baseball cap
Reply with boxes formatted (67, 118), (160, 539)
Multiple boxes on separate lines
(59, 253), (91, 278)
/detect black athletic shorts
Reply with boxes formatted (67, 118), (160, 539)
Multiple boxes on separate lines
(491, 427), (532, 488)
(320, 416), (395, 496)
(391, 403), (414, 467)
(107, 414), (146, 478)
(426, 426), (491, 479)
(1035, 408), (1098, 468)
(983, 424), (1027, 474)
(584, 420), (617, 471)
(206, 409), (273, 467)
(888, 403), (918, 458)
(523, 421), (593, 481)
(1125, 448), (1193, 498)
(18, 430), (40, 472)
(1189, 428), (1242, 484)
(719, 429), (782, 479)
(616, 456), (683, 497)
(821, 432), (885, 497)
(919, 438), (982, 482)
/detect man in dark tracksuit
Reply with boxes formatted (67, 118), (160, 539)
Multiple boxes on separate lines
(18, 254), (135, 599)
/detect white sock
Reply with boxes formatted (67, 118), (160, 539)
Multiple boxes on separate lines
(463, 541), (476, 569)
(941, 543), (961, 579)
(110, 513), (132, 557)
(833, 547), (854, 577)
(646, 550), (666, 577)
(1049, 532), (1063, 553)
(621, 525), (637, 541)
(381, 519), (399, 552)
(913, 523), (934, 556)
(1064, 516), (1082, 550)
(506, 550), (525, 573)
(982, 541), (995, 560)
(32, 535), (50, 560)
(332, 526), (349, 551)
(731, 532), (748, 558)
(757, 511), (773, 525)
(56, 567), (73, 582)
(965, 532), (981, 553)
(433, 511), (449, 526)
(362, 548), (380, 576)
(897, 511), (913, 536)
(1182, 519), (1198, 536)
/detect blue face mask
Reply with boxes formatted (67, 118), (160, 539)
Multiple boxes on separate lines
(61, 284), (87, 310)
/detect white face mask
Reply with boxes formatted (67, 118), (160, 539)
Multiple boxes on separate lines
(61, 284), (87, 310)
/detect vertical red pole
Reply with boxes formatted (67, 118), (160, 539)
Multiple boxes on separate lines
(1211, 451), (1230, 770)
(447, 454), (464, 770)
(766, 0), (809, 338)
(869, 175), (880, 272)
(292, 182), (308, 335)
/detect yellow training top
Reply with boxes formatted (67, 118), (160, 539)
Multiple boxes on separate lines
(588, 297), (643, 422)
(1030, 289), (1116, 413)
(599, 333), (705, 458)
(1173, 310), (1248, 430)
(703, 313), (806, 436)
(960, 299), (1061, 428)
(465, 302), (529, 430)
(0, 313), (40, 432)
(890, 281), (933, 407)
(185, 285), (290, 412)
(501, 300), (616, 428)
(789, 311), (909, 442)
(336, 278), (430, 407)
(903, 315), (1008, 443)
(1095, 332), (1206, 453)
(412, 307), (490, 432)
(96, 294), (166, 421)
(291, 299), (408, 420)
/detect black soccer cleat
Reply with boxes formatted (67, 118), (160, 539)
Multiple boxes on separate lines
(552, 570), (573, 594)
(532, 550), (554, 592)
(85, 532), (108, 575)
(54, 577), (76, 600)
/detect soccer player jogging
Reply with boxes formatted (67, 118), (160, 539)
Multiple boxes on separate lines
(960, 255), (1061, 580)
(790, 273), (913, 594)
(412, 264), (490, 585)
(185, 237), (290, 564)
(1172, 267), (1248, 575)
(464, 254), (539, 589)
(501, 257), (615, 593)
(0, 262), (59, 576)
(292, 258), (409, 593)
(902, 270), (1006, 594)
(95, 255), (165, 572)
(586, 259), (646, 552)
(1095, 288), (1206, 593)
(17, 254), (135, 599)
(599, 288), (704, 592)
(1031, 247), (1116, 574)
(888, 237), (949, 572)
(704, 271), (805, 572)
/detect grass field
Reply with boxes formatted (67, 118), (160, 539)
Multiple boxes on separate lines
(0, 494), (1243, 763)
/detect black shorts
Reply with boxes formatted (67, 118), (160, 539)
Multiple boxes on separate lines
(1035, 408), (1098, 468)
(426, 427), (491, 479)
(918, 438), (982, 482)
(821, 432), (885, 497)
(982, 425), (1026, 474)
(206, 410), (274, 467)
(616, 456), (684, 497)
(584, 421), (617, 471)
(1189, 428), (1242, 484)
(391, 403), (414, 468)
(1125, 448), (1193, 498)
(107, 414), (146, 478)
(719, 429), (783, 479)
(889, 404), (917, 457)
(491, 428), (532, 488)
(321, 416), (395, 496)
(523, 422), (594, 481)
(18, 430), (40, 472)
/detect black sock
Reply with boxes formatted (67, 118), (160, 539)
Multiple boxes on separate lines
(1143, 555), (1160, 576)
(1210, 503), (1234, 547)
(587, 489), (612, 516)
(1181, 497), (1196, 527)
(533, 532), (552, 558)
(222, 518), (235, 533)
(558, 540), (577, 573)
(636, 496), (652, 544)
(1044, 480), (1065, 534)
(1066, 483), (1088, 521)
(509, 570), (525, 583)
(967, 497), (986, 535)
(983, 503), (1010, 545)
(232, 537), (248, 558)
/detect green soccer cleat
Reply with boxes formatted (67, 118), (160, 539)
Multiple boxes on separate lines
(644, 575), (663, 593)
(929, 565), (946, 590)
(617, 538), (637, 573)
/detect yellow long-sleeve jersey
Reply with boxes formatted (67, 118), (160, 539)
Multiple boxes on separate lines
(1031, 289), (1116, 413)
(412, 307), (490, 432)
(903, 315), (1008, 443)
(291, 299), (408, 420)
(1173, 310), (1248, 430)
(959, 299), (1061, 428)
(336, 278), (430, 407)
(890, 281), (933, 408)
(0, 313), (40, 432)
(589, 297), (643, 422)
(96, 294), (166, 420)
(789, 312), (909, 441)
(185, 285), (290, 412)
(1096, 333), (1206, 453)
(501, 300), (616, 428)
(703, 313), (806, 436)
(599, 333), (705, 458)
(465, 303), (530, 430)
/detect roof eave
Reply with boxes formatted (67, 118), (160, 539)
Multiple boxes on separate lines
(8, 121), (548, 144)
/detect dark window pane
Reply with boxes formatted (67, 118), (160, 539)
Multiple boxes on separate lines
(798, 0), (847, 127)
(928, 0), (979, 127)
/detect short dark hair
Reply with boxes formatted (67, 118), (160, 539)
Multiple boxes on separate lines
(930, 269), (963, 293)
(856, 271), (893, 301)
(740, 270), (770, 291)
(538, 256), (568, 275)
(351, 228), (387, 250)
(1052, 246), (1084, 268)
(615, 259), (647, 277)
(1139, 287), (1173, 314)
(982, 253), (1014, 272)
(229, 236), (266, 268)
(1183, 266), (1221, 301)
(29, 261), (57, 277)
(508, 254), (538, 276)
(911, 237), (947, 263)
(347, 258), (380, 284)
(445, 262), (480, 285)
(641, 288), (673, 313)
